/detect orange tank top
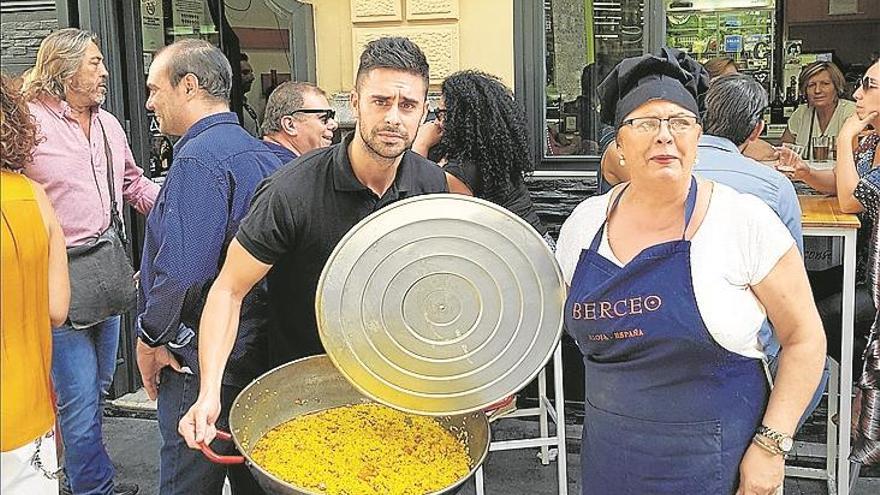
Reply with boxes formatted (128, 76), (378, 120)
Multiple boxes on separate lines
(1, 170), (55, 451)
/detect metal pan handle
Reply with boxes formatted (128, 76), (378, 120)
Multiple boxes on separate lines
(199, 430), (245, 465)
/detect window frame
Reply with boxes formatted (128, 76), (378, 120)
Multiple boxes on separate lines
(515, 0), (666, 174)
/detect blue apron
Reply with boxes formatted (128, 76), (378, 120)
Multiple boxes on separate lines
(565, 177), (769, 494)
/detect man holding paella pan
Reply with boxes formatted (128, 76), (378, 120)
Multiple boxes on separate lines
(178, 35), (448, 476)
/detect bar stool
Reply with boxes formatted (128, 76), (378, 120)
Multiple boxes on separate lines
(474, 343), (568, 495)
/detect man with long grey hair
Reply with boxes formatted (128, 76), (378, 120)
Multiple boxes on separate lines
(136, 38), (281, 494)
(22, 28), (158, 495)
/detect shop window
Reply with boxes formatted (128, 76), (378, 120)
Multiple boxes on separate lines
(544, 0), (647, 159)
(137, 0), (312, 177)
(666, 2), (777, 98)
(516, 0), (657, 172)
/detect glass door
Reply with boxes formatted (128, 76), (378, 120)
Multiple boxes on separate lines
(543, 0), (649, 161)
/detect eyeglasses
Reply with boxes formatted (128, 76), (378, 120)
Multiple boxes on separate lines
(856, 76), (879, 91)
(620, 116), (701, 134)
(290, 108), (336, 124)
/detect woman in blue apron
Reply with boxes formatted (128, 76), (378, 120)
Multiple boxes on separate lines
(556, 49), (827, 494)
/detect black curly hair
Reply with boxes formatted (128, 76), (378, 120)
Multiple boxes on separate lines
(434, 71), (532, 196)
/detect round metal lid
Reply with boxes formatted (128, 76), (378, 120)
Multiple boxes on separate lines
(316, 194), (564, 416)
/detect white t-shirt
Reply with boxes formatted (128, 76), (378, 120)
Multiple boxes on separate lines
(786, 99), (856, 149)
(555, 183), (795, 359)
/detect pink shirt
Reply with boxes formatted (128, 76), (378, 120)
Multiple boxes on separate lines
(25, 96), (159, 247)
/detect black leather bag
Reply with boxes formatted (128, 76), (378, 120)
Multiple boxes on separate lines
(65, 120), (137, 329)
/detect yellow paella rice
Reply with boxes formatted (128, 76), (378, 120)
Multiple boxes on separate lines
(250, 403), (472, 495)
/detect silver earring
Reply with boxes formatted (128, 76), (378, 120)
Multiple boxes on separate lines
(619, 155), (626, 167)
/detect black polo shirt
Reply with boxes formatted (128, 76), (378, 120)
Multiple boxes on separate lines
(237, 133), (448, 366)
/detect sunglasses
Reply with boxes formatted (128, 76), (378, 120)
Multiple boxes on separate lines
(290, 108), (336, 124)
(856, 76), (879, 91)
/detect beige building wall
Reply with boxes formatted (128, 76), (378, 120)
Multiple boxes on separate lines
(306, 0), (514, 95)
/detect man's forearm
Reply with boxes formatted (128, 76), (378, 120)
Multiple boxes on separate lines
(122, 155), (160, 214)
(138, 269), (198, 346)
(197, 284), (243, 398)
(138, 290), (186, 347)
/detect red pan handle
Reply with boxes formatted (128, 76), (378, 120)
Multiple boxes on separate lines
(198, 430), (245, 465)
(484, 395), (517, 422)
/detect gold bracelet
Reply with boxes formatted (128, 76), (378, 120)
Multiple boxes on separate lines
(752, 434), (783, 456)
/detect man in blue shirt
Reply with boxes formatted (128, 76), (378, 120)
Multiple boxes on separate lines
(698, 73), (827, 428)
(696, 74), (803, 253)
(136, 39), (281, 494)
(260, 81), (338, 163)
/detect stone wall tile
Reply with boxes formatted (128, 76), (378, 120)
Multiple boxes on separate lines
(353, 25), (459, 85)
(0, 12), (57, 73)
(406, 0), (459, 20)
(351, 0), (402, 23)
(525, 176), (598, 237)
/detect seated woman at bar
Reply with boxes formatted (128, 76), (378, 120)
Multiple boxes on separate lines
(412, 70), (551, 245)
(781, 61), (856, 193)
(786, 62), (880, 372)
(556, 48), (826, 494)
(834, 60), (880, 466)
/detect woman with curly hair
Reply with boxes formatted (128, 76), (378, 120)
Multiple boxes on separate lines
(413, 70), (550, 243)
(0, 72), (69, 494)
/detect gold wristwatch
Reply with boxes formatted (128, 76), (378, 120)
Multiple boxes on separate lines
(754, 425), (793, 456)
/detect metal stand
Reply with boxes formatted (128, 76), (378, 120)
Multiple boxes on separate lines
(785, 358), (859, 494)
(474, 343), (568, 495)
(789, 215), (858, 494)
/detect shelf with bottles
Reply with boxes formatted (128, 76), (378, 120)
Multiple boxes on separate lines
(667, 8), (775, 92)
(667, 9), (775, 45)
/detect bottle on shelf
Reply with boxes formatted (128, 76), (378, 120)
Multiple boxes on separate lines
(783, 76), (799, 121)
(770, 89), (785, 125)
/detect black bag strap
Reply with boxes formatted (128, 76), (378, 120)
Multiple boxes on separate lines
(97, 118), (128, 244)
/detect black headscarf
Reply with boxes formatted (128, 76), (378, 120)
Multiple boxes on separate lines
(597, 47), (709, 128)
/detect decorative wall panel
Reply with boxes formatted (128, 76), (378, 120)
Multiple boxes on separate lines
(350, 0), (401, 23)
(406, 0), (459, 20)
(353, 25), (460, 85)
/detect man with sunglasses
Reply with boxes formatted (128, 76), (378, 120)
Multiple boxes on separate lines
(260, 81), (338, 163)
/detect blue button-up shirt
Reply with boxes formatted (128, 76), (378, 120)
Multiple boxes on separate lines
(695, 134), (804, 357)
(137, 112), (283, 386)
(262, 140), (298, 164)
(695, 135), (803, 253)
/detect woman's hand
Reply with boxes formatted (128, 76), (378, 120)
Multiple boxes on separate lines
(838, 111), (879, 144)
(412, 120), (444, 157)
(735, 443), (784, 495)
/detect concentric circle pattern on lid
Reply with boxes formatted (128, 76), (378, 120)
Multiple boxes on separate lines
(316, 194), (565, 416)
